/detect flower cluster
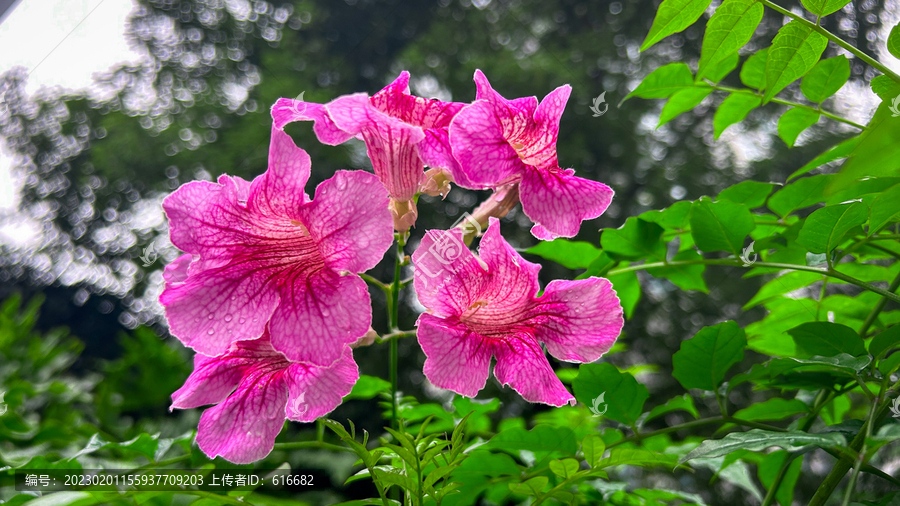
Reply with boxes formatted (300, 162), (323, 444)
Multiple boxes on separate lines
(161, 71), (624, 463)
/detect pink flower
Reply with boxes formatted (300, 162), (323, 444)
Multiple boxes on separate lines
(271, 72), (466, 231)
(171, 332), (358, 464)
(411, 218), (624, 406)
(449, 70), (615, 240)
(160, 124), (393, 366)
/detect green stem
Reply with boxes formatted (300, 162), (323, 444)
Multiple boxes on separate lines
(388, 234), (406, 432)
(360, 272), (390, 292)
(608, 417), (725, 448)
(859, 271), (900, 337)
(760, 453), (798, 506)
(273, 441), (353, 453)
(605, 259), (900, 304)
(708, 84), (865, 129)
(759, 0), (900, 84)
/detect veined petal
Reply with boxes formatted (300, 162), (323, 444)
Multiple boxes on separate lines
(417, 313), (492, 397)
(298, 170), (393, 274)
(285, 346), (358, 421)
(476, 218), (541, 308)
(516, 85), (570, 168)
(519, 167), (614, 239)
(449, 99), (524, 189)
(532, 278), (623, 363)
(412, 227), (488, 318)
(271, 98), (355, 145)
(418, 129), (466, 184)
(493, 335), (575, 407)
(371, 71), (466, 129)
(248, 125), (311, 220)
(171, 352), (245, 410)
(195, 367), (289, 464)
(472, 69), (539, 130)
(163, 253), (193, 285)
(269, 272), (371, 366)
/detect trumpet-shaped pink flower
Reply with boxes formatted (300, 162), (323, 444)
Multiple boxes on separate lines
(171, 332), (358, 464)
(160, 124), (393, 366)
(412, 218), (624, 406)
(449, 70), (615, 240)
(271, 72), (466, 231)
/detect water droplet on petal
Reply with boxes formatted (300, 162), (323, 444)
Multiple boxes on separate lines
(224, 314), (233, 322)
(239, 317), (246, 324)
(208, 314), (214, 320)
(207, 329), (215, 335)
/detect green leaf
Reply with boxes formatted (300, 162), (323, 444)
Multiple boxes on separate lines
(740, 48), (768, 90)
(680, 429), (846, 464)
(624, 63), (695, 101)
(777, 108), (819, 147)
(347, 375), (391, 400)
(608, 270), (640, 319)
(868, 182), (900, 234)
(645, 394), (700, 423)
(672, 321), (746, 390)
(640, 200), (693, 229)
(869, 325), (900, 359)
(763, 21), (828, 103)
(706, 52), (740, 83)
(871, 74), (900, 101)
(21, 493), (97, 506)
(713, 93), (761, 139)
(758, 451), (803, 506)
(796, 202), (867, 253)
(830, 101), (900, 194)
(641, 0), (713, 51)
(598, 448), (679, 468)
(482, 425), (577, 457)
(787, 322), (867, 358)
(689, 197), (755, 255)
(572, 362), (649, 425)
(581, 434), (606, 468)
(890, 23), (900, 60)
(717, 180), (776, 208)
(525, 239), (601, 269)
(801, 56), (850, 103)
(787, 137), (859, 181)
(647, 248), (708, 292)
(743, 271), (824, 310)
(697, 0), (764, 79)
(732, 398), (809, 422)
(801, 0), (852, 16)
(659, 87), (714, 127)
(579, 251), (616, 279)
(601, 217), (666, 260)
(508, 476), (548, 496)
(549, 458), (580, 478)
(767, 174), (833, 217)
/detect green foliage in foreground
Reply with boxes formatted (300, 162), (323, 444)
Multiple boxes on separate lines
(5, 0), (900, 504)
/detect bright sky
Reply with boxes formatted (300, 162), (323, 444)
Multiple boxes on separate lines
(0, 0), (141, 210)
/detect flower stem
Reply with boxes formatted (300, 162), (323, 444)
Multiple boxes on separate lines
(388, 234), (406, 431)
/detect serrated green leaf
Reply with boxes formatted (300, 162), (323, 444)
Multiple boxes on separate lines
(689, 197), (755, 255)
(659, 87), (714, 126)
(764, 21), (828, 103)
(788, 322), (867, 358)
(572, 363), (649, 425)
(733, 398), (809, 422)
(581, 434), (606, 468)
(767, 174), (833, 216)
(549, 458), (580, 478)
(680, 429), (846, 464)
(868, 182), (900, 234)
(740, 48), (768, 90)
(672, 321), (746, 390)
(777, 108), (820, 147)
(713, 93), (761, 139)
(801, 56), (850, 103)
(641, 0), (713, 51)
(624, 63), (694, 101)
(601, 217), (666, 260)
(796, 202), (867, 253)
(525, 239), (601, 269)
(645, 394), (700, 422)
(697, 0), (764, 79)
(801, 0), (852, 16)
(787, 136), (859, 181)
(717, 180), (776, 208)
(869, 325), (900, 359)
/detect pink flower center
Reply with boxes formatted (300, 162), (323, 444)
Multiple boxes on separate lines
(460, 299), (532, 338)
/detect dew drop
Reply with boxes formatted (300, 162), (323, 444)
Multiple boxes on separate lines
(207, 329), (215, 335)
(224, 314), (233, 322)
(239, 317), (246, 324)
(207, 314), (214, 320)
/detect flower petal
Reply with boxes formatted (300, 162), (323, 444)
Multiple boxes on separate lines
(448, 99), (523, 189)
(517, 85), (570, 168)
(418, 128), (466, 183)
(163, 253), (193, 285)
(297, 170), (392, 274)
(477, 218), (541, 304)
(161, 263), (279, 357)
(492, 335), (575, 407)
(285, 346), (359, 421)
(269, 272), (371, 366)
(162, 177), (252, 259)
(412, 228), (487, 317)
(417, 313), (492, 397)
(171, 352), (244, 410)
(532, 278), (624, 363)
(271, 98), (354, 145)
(371, 71), (465, 129)
(328, 95), (427, 201)
(519, 167), (614, 239)
(195, 368), (289, 464)
(247, 125), (311, 220)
